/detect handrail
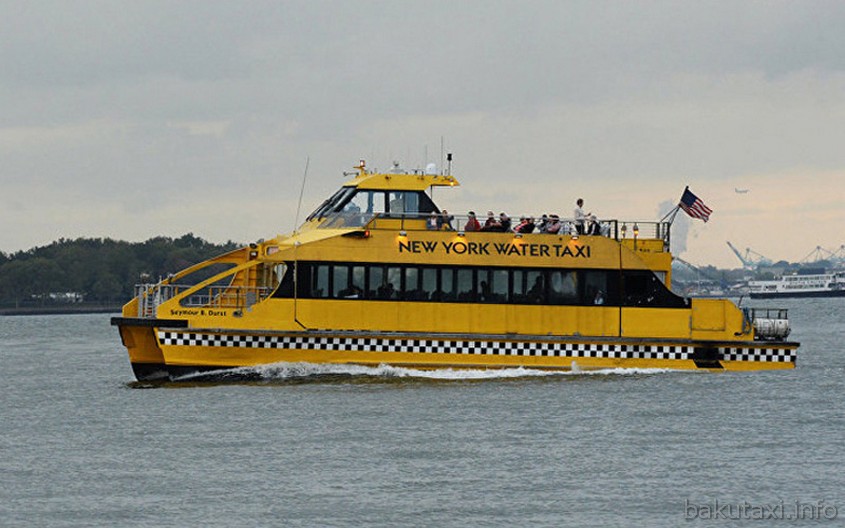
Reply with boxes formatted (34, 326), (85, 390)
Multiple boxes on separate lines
(135, 283), (272, 318)
(333, 212), (672, 242)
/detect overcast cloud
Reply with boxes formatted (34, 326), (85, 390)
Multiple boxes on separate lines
(2, 0), (844, 267)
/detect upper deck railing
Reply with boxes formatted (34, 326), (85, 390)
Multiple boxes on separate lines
(135, 283), (272, 318)
(318, 211), (671, 246)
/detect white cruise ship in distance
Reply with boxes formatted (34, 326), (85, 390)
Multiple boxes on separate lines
(749, 269), (845, 299)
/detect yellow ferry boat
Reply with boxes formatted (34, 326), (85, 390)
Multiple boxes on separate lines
(112, 161), (799, 380)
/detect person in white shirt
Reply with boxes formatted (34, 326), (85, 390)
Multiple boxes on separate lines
(574, 198), (589, 235)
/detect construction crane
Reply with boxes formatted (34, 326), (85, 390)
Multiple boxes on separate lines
(800, 246), (835, 264)
(801, 245), (845, 266)
(673, 257), (720, 282)
(726, 241), (772, 270)
(833, 245), (845, 265)
(672, 257), (729, 297)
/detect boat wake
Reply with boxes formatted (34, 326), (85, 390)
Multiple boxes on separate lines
(167, 362), (679, 384)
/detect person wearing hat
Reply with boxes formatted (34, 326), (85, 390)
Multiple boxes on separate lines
(586, 214), (601, 235)
(498, 212), (511, 232)
(537, 214), (549, 233)
(546, 214), (562, 234)
(464, 211), (481, 231)
(426, 211), (439, 230)
(437, 209), (455, 230)
(481, 210), (501, 231)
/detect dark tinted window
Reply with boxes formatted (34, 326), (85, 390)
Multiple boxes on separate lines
(274, 262), (685, 308)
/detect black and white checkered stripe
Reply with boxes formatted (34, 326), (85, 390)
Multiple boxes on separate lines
(720, 346), (796, 363)
(158, 331), (795, 362)
(157, 330), (792, 363)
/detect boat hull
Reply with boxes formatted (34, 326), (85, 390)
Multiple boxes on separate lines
(749, 289), (845, 299)
(113, 318), (797, 381)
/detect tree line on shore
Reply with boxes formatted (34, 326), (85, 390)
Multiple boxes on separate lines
(0, 234), (239, 309)
(2, 233), (834, 310)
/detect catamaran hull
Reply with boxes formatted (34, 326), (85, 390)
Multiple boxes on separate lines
(113, 318), (797, 381)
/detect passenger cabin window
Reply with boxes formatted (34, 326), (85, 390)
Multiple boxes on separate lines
(440, 269), (455, 301)
(548, 270), (578, 305)
(584, 270), (616, 305)
(332, 266), (349, 298)
(525, 271), (545, 304)
(623, 270), (686, 308)
(273, 262), (687, 309)
(368, 267), (384, 299)
(456, 269), (475, 302)
(421, 268), (438, 300)
(311, 265), (330, 298)
(490, 269), (508, 301)
(351, 266), (366, 297)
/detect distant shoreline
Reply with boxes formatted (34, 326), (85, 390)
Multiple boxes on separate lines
(0, 304), (122, 316)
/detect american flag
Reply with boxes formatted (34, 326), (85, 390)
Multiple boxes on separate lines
(679, 187), (712, 222)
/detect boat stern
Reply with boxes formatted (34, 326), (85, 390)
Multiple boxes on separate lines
(111, 316), (188, 381)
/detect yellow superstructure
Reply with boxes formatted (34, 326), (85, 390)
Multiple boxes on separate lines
(112, 162), (798, 380)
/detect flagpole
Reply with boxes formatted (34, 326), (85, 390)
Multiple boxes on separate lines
(660, 204), (681, 224)
(659, 204), (680, 250)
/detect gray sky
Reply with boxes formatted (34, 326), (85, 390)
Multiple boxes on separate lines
(2, 0), (844, 267)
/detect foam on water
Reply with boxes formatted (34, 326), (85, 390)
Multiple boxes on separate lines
(172, 361), (679, 382)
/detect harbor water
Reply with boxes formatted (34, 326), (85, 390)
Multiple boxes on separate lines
(1, 299), (843, 527)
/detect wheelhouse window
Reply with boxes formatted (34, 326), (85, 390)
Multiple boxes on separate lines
(316, 188), (440, 228)
(307, 187), (356, 221)
(387, 191), (438, 216)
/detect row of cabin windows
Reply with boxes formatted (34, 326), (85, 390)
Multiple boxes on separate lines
(274, 262), (688, 308)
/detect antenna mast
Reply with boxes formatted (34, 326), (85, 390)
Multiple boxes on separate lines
(293, 156), (310, 234)
(292, 156), (310, 331)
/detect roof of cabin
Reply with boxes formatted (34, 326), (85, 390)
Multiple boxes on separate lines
(342, 171), (460, 192)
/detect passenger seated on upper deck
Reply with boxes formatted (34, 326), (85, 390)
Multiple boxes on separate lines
(586, 215), (601, 235)
(426, 212), (439, 230)
(545, 215), (562, 234)
(437, 210), (454, 230)
(498, 212), (512, 232)
(464, 211), (481, 231)
(515, 216), (536, 234)
(480, 211), (501, 231)
(537, 214), (549, 233)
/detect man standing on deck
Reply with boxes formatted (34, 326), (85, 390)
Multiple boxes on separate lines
(574, 198), (589, 235)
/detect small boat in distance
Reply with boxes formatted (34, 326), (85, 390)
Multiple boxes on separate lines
(112, 160), (799, 381)
(749, 269), (845, 298)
